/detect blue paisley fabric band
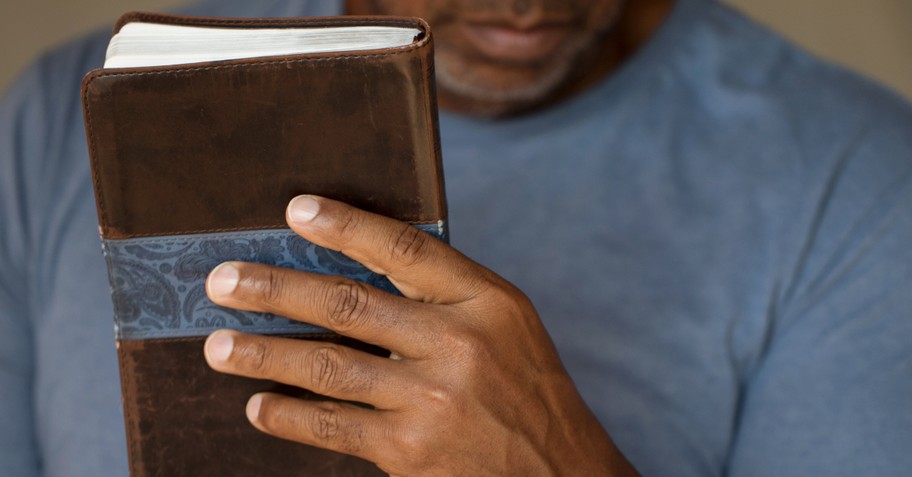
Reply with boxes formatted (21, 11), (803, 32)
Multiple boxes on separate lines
(103, 222), (447, 340)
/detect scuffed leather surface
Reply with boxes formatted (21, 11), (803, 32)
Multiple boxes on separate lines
(118, 335), (388, 476)
(104, 224), (446, 339)
(82, 14), (446, 476)
(83, 16), (445, 239)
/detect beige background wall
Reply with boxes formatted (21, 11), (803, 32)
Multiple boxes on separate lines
(1, 0), (911, 99)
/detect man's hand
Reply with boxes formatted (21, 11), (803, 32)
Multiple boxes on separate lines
(202, 195), (637, 476)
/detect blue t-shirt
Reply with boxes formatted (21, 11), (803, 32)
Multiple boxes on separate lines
(2, 0), (911, 475)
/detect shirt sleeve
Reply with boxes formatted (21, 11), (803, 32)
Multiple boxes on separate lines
(726, 118), (912, 476)
(0, 63), (49, 476)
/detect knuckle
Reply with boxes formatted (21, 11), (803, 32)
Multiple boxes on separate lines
(308, 346), (346, 394)
(326, 281), (371, 331)
(394, 427), (431, 468)
(419, 383), (455, 412)
(440, 328), (493, 379)
(310, 403), (365, 454)
(311, 402), (343, 441)
(499, 292), (534, 322)
(443, 328), (486, 360)
(256, 398), (362, 454)
(476, 282), (537, 325)
(248, 267), (285, 308)
(388, 226), (431, 268)
(235, 339), (269, 373)
(334, 208), (362, 246)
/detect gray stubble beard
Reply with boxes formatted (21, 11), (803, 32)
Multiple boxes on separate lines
(432, 0), (629, 116)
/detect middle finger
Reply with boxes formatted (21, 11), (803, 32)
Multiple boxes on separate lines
(206, 261), (447, 358)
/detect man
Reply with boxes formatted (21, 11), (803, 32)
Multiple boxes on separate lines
(2, 0), (911, 475)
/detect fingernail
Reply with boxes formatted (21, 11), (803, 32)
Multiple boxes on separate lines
(208, 263), (239, 299)
(206, 330), (234, 363)
(289, 195), (320, 225)
(247, 394), (263, 422)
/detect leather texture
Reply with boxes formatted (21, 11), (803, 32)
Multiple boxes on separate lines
(81, 13), (446, 476)
(83, 15), (445, 239)
(118, 335), (387, 477)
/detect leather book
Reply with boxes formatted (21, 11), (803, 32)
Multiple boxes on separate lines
(81, 12), (446, 476)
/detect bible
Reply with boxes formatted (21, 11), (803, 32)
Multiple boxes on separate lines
(81, 12), (446, 477)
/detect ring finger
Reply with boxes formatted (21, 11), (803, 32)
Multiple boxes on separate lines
(205, 330), (413, 410)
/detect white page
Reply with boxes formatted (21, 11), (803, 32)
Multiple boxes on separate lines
(105, 23), (422, 68)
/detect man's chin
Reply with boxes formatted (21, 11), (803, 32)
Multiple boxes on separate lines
(435, 55), (576, 117)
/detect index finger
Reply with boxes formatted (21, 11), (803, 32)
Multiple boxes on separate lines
(286, 195), (491, 304)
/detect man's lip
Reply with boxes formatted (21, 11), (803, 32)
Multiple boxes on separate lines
(456, 21), (575, 63)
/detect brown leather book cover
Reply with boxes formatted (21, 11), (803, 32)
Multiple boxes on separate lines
(81, 12), (446, 476)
